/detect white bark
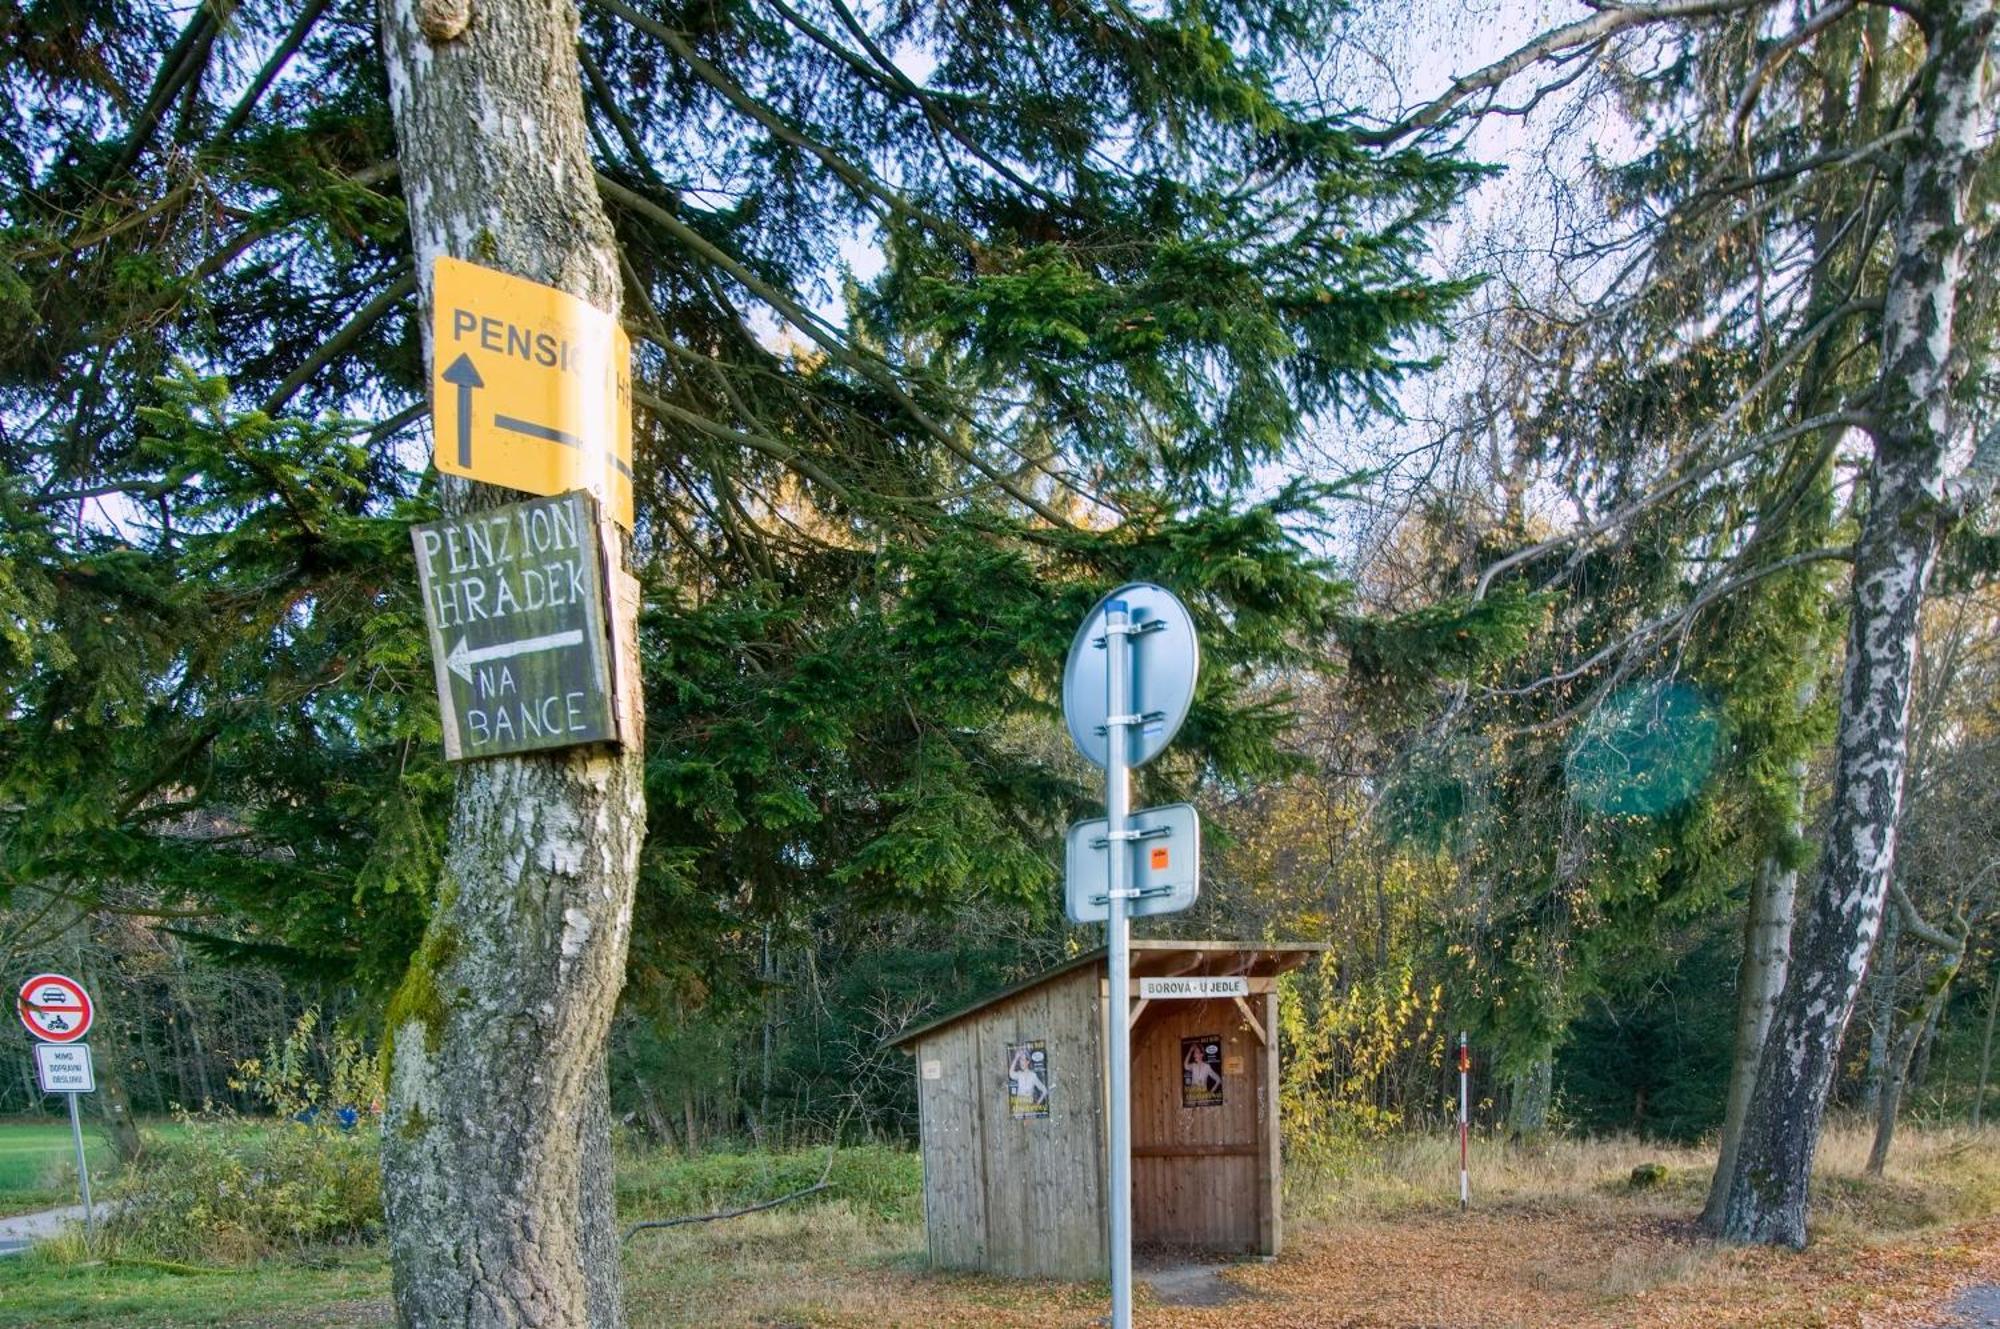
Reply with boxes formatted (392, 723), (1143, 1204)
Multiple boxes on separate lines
(1702, 822), (1799, 1229)
(1719, 0), (1996, 1248)
(375, 0), (644, 1324)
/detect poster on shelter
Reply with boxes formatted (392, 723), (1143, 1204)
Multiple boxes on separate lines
(1182, 1034), (1224, 1108)
(1007, 1040), (1050, 1119)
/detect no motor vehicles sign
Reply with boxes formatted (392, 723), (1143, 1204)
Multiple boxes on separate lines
(17, 973), (93, 1043)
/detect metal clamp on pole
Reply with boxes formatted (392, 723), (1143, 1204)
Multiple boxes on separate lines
(1093, 710), (1165, 736)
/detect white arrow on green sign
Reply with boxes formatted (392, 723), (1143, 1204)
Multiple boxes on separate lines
(446, 630), (586, 684)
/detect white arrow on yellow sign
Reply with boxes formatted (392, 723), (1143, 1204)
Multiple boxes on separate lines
(430, 257), (634, 528)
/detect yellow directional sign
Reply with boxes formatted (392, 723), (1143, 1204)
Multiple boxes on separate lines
(430, 257), (634, 528)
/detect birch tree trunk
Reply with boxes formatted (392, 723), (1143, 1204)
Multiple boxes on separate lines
(1702, 824), (1799, 1229)
(375, 0), (644, 1324)
(1719, 0), (1995, 1247)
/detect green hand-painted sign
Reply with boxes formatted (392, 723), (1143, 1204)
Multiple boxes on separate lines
(412, 490), (619, 760)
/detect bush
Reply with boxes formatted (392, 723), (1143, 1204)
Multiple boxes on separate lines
(104, 1008), (383, 1264)
(105, 1116), (382, 1263)
(615, 1143), (922, 1225)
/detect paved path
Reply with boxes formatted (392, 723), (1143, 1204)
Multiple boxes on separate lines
(1936, 1284), (2000, 1328)
(0, 1204), (87, 1256)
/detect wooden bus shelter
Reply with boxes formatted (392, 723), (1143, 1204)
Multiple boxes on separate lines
(889, 941), (1326, 1281)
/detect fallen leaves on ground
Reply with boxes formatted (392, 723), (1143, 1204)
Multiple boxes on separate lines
(761, 1207), (2000, 1328)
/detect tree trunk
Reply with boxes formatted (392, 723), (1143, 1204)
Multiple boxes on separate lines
(1861, 906), (1900, 1115)
(375, 0), (644, 1324)
(89, 1020), (147, 1164)
(1719, 0), (1993, 1247)
(1908, 980), (1946, 1092)
(1976, 964), (1998, 1129)
(1867, 953), (1961, 1175)
(1507, 1055), (1553, 1140)
(80, 922), (146, 1163)
(1702, 831), (1799, 1229)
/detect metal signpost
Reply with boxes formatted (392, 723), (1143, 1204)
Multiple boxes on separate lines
(18, 974), (97, 1240)
(1061, 583), (1200, 1329)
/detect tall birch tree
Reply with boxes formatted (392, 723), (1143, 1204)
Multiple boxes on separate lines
(1354, 0), (1998, 1244)
(1719, 0), (1998, 1246)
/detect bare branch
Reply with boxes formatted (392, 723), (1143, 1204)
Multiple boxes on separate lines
(1357, 0), (1767, 146)
(216, 0), (334, 142)
(1726, 0), (1862, 153)
(1491, 545), (1854, 704)
(1473, 398), (1874, 602)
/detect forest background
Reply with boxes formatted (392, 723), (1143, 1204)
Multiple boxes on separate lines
(1, 0), (1997, 1247)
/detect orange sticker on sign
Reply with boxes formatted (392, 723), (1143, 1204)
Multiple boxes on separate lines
(430, 257), (633, 527)
(1150, 846), (1170, 870)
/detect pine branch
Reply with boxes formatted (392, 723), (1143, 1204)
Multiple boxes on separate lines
(1726, 0), (1863, 153)
(1472, 399), (1876, 602)
(112, 1), (239, 181)
(632, 384), (867, 511)
(260, 267), (417, 415)
(1491, 545), (1854, 707)
(215, 0), (335, 142)
(577, 46), (664, 188)
(591, 0), (957, 237)
(596, 174), (1073, 527)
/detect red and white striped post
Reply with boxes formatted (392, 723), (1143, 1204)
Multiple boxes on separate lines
(1457, 1032), (1470, 1210)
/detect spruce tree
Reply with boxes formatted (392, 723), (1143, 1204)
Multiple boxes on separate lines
(4, 0), (1487, 1317)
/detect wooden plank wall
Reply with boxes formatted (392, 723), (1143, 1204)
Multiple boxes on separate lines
(1129, 998), (1265, 1253)
(914, 967), (1107, 1280)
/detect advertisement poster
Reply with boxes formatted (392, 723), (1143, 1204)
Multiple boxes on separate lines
(1008, 1040), (1050, 1119)
(1182, 1034), (1224, 1108)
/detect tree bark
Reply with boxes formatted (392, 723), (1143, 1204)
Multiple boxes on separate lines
(91, 1024), (147, 1164)
(1975, 964), (1997, 1129)
(1719, 0), (1994, 1247)
(1868, 940), (1962, 1175)
(1702, 825), (1799, 1229)
(1507, 1055), (1553, 1140)
(1861, 906), (1900, 1115)
(375, 0), (644, 1325)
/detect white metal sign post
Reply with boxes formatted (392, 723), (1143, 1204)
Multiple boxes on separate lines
(18, 974), (97, 1241)
(1061, 584), (1200, 1329)
(1102, 596), (1136, 1329)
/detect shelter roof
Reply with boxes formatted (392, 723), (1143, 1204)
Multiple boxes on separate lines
(886, 940), (1328, 1050)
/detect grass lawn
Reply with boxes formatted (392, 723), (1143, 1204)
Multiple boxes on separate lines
(0, 1246), (387, 1329)
(0, 1119), (121, 1217)
(0, 1118), (204, 1217)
